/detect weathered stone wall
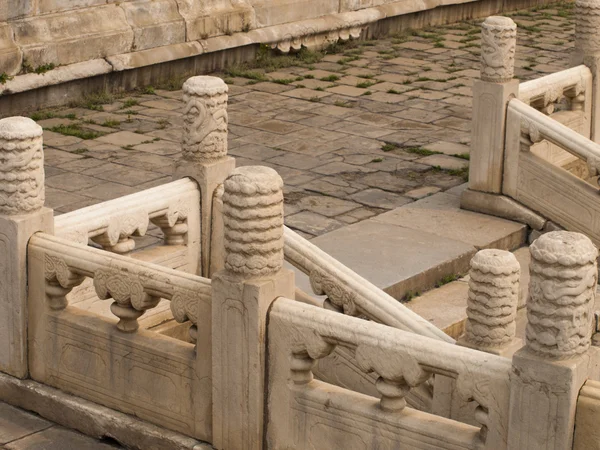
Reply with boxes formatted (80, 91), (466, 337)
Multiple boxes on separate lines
(0, 0), (557, 77)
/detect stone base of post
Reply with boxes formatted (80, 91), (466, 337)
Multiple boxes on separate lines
(211, 268), (294, 450)
(0, 208), (53, 378)
(508, 348), (596, 450)
(460, 189), (546, 231)
(174, 156), (235, 278)
(458, 337), (523, 358)
(469, 79), (519, 193)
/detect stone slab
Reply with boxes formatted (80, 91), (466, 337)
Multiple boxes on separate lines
(5, 426), (118, 449)
(373, 193), (527, 251)
(309, 219), (476, 300)
(0, 402), (51, 444)
(405, 280), (469, 339)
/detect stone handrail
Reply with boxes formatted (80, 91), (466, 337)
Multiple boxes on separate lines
(54, 178), (199, 248)
(271, 297), (511, 447)
(510, 98), (600, 173)
(29, 232), (210, 333)
(518, 65), (592, 114)
(284, 226), (454, 342)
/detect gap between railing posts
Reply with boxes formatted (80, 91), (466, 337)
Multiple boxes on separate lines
(0, 116), (53, 379)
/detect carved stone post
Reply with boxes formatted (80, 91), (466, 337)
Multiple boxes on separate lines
(575, 0), (600, 142)
(174, 76), (236, 278)
(211, 166), (294, 450)
(468, 16), (518, 193)
(0, 117), (53, 378)
(508, 231), (598, 449)
(459, 249), (522, 356)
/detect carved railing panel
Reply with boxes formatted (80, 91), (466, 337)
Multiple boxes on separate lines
(30, 233), (211, 340)
(267, 298), (511, 449)
(54, 178), (200, 265)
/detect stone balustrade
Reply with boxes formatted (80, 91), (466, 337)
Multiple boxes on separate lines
(29, 232), (211, 335)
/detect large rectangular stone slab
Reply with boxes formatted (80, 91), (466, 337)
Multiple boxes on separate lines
(0, 402), (51, 444)
(121, 0), (185, 51)
(308, 220), (476, 300)
(373, 193), (527, 251)
(12, 5), (134, 67)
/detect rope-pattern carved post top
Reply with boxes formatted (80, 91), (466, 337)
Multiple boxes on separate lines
(222, 166), (284, 279)
(480, 16), (517, 83)
(464, 249), (520, 349)
(182, 76), (229, 163)
(576, 0), (600, 56)
(527, 231), (598, 359)
(0, 117), (44, 215)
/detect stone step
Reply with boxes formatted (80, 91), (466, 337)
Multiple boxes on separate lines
(291, 183), (528, 302)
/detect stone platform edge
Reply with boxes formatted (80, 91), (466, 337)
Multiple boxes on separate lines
(0, 0), (555, 117)
(0, 372), (211, 450)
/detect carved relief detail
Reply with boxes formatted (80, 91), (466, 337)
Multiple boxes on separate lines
(0, 117), (44, 215)
(93, 268), (160, 332)
(272, 26), (362, 53)
(222, 166), (284, 278)
(576, 0), (600, 55)
(527, 231), (598, 359)
(170, 288), (198, 325)
(464, 249), (520, 348)
(309, 269), (359, 316)
(182, 76), (228, 162)
(480, 16), (517, 83)
(44, 255), (85, 310)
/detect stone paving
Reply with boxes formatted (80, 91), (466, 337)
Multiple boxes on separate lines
(34, 2), (574, 239)
(0, 402), (121, 449)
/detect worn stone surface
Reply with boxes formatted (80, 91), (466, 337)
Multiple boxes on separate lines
(309, 219), (476, 300)
(27, 3), (575, 234)
(373, 193), (527, 251)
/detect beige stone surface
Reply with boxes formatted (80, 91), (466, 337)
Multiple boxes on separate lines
(120, 0), (185, 51)
(373, 193), (527, 251)
(574, 380), (600, 450)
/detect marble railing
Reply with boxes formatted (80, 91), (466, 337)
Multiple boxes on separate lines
(29, 232), (211, 338)
(266, 297), (512, 449)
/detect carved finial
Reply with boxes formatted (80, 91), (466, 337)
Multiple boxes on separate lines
(181, 76), (228, 162)
(222, 166), (284, 278)
(575, 0), (600, 56)
(0, 117), (44, 215)
(527, 231), (598, 359)
(464, 249), (520, 348)
(480, 16), (517, 83)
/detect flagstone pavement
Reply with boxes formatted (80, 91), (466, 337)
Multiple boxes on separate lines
(34, 3), (574, 241)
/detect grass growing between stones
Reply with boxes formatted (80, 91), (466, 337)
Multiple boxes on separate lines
(405, 147), (440, 156)
(47, 124), (102, 140)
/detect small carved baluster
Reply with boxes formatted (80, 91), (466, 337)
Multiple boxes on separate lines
(474, 404), (490, 442)
(375, 377), (410, 412)
(570, 93), (586, 112)
(171, 289), (199, 343)
(44, 255), (85, 310)
(151, 215), (188, 246)
(94, 269), (160, 332)
(92, 234), (135, 255)
(290, 351), (315, 385)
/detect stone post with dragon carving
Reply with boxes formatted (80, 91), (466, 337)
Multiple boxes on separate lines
(0, 117), (53, 378)
(211, 166), (294, 450)
(575, 0), (600, 142)
(508, 231), (599, 449)
(467, 16), (518, 194)
(174, 76), (235, 278)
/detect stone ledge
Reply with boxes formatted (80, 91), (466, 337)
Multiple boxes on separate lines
(0, 372), (211, 450)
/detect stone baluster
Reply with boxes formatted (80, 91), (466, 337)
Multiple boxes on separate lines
(151, 215), (188, 245)
(174, 76), (236, 277)
(459, 249), (522, 356)
(468, 16), (518, 194)
(0, 117), (53, 378)
(508, 231), (598, 449)
(575, 0), (600, 142)
(211, 166), (294, 450)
